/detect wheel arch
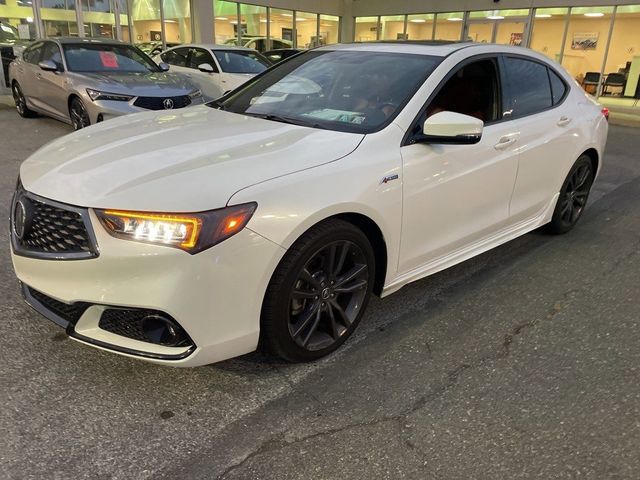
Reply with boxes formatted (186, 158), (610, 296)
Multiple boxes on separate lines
(581, 147), (599, 175)
(274, 211), (390, 297)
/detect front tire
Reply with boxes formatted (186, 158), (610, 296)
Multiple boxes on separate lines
(546, 154), (595, 234)
(12, 82), (37, 118)
(69, 97), (91, 130)
(261, 219), (375, 362)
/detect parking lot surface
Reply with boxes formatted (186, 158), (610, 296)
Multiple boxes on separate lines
(1, 103), (639, 479)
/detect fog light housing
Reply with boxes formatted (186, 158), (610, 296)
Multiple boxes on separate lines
(98, 308), (192, 347)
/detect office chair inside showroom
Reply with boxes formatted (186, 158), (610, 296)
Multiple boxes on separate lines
(602, 73), (626, 95)
(582, 71), (601, 94)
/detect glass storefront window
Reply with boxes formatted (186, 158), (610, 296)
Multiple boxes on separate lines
(407, 13), (434, 41)
(239, 3), (266, 51)
(530, 8), (570, 61)
(213, 0), (237, 46)
(604, 5), (640, 97)
(270, 8), (293, 49)
(81, 0), (115, 38)
(0, 0), (36, 40)
(296, 11), (317, 49)
(466, 9), (529, 45)
(130, 0), (161, 45)
(117, 0), (130, 42)
(355, 16), (378, 42)
(162, 0), (191, 44)
(380, 15), (404, 41)
(319, 14), (339, 45)
(434, 12), (463, 41)
(562, 6), (614, 85)
(41, 0), (78, 37)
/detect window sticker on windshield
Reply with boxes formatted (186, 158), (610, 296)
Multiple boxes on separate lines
(302, 109), (366, 125)
(99, 51), (119, 68)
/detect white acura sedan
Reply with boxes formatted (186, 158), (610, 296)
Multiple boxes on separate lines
(11, 42), (608, 366)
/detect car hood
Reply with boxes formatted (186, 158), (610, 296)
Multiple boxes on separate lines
(71, 71), (198, 96)
(20, 106), (364, 212)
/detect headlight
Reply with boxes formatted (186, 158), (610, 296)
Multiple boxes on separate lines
(95, 203), (257, 254)
(86, 88), (134, 102)
(188, 89), (202, 99)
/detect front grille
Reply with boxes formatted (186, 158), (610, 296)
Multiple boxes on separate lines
(99, 308), (192, 347)
(133, 95), (191, 111)
(27, 286), (88, 324)
(11, 189), (98, 260)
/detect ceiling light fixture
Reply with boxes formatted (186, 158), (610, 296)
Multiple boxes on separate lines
(487, 15), (505, 20)
(535, 14), (552, 18)
(410, 19), (427, 23)
(584, 12), (604, 17)
(447, 17), (463, 22)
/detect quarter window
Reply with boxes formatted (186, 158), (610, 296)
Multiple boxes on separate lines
(503, 57), (553, 117)
(549, 69), (567, 105)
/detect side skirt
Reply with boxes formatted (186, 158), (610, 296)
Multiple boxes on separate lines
(381, 193), (559, 298)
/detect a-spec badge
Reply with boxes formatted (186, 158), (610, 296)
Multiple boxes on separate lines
(381, 174), (399, 184)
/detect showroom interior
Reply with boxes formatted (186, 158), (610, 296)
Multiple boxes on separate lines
(1, 0), (640, 113)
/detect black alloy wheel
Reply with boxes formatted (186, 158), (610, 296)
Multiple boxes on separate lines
(261, 219), (375, 362)
(70, 97), (91, 130)
(547, 155), (595, 234)
(12, 83), (36, 118)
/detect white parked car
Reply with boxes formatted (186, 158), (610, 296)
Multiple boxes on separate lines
(11, 42), (608, 367)
(154, 44), (271, 100)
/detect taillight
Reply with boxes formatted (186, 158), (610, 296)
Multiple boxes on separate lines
(601, 107), (610, 121)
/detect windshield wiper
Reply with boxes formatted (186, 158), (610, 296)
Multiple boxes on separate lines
(245, 113), (319, 128)
(207, 99), (227, 110)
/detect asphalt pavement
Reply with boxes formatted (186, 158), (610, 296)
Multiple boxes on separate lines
(1, 103), (639, 480)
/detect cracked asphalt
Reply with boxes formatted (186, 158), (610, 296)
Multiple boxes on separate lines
(1, 102), (639, 480)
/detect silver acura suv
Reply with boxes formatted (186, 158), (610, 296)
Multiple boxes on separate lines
(9, 37), (204, 129)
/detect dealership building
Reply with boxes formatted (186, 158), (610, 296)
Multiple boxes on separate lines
(1, 0), (640, 103)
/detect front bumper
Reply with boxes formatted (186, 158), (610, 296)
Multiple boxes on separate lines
(11, 208), (286, 367)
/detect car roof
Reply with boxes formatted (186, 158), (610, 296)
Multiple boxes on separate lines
(314, 41), (491, 57)
(47, 37), (127, 46)
(166, 43), (256, 52)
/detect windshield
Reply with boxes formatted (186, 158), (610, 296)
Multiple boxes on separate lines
(213, 50), (270, 74)
(63, 44), (160, 73)
(213, 50), (441, 134)
(0, 23), (19, 42)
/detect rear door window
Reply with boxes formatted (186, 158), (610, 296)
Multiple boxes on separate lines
(502, 57), (553, 117)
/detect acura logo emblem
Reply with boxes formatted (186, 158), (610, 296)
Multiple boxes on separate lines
(163, 98), (174, 110)
(13, 198), (33, 240)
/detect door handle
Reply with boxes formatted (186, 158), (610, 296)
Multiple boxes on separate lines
(557, 116), (572, 126)
(494, 136), (517, 151)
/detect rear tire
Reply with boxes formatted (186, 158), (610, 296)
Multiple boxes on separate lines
(69, 97), (91, 130)
(546, 154), (595, 234)
(260, 219), (375, 362)
(12, 82), (37, 118)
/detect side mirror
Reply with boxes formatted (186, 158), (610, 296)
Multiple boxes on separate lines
(418, 111), (483, 145)
(198, 63), (215, 73)
(38, 60), (59, 72)
(158, 62), (170, 72)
